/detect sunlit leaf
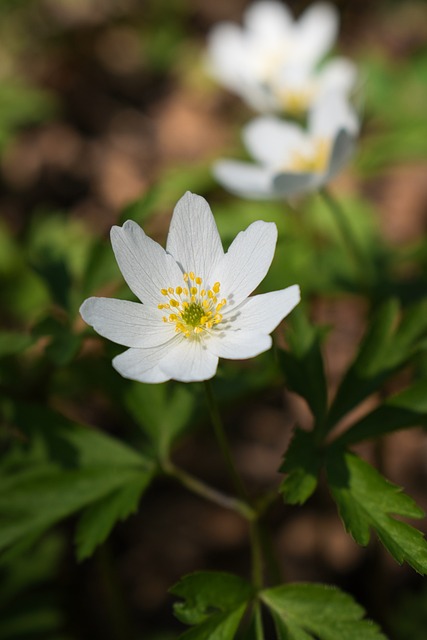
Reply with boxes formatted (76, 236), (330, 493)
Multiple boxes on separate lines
(326, 450), (427, 574)
(261, 583), (386, 639)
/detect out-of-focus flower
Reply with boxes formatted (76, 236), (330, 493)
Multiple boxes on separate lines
(206, 1), (355, 114)
(80, 192), (300, 383)
(213, 92), (359, 200)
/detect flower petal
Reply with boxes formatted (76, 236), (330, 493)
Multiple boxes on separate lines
(213, 160), (274, 199)
(159, 338), (219, 382)
(244, 1), (292, 40)
(317, 57), (358, 97)
(206, 23), (246, 90)
(80, 297), (174, 348)
(295, 2), (338, 65)
(324, 129), (356, 182)
(310, 91), (359, 139)
(226, 285), (301, 334)
(166, 191), (224, 282)
(243, 117), (306, 167)
(272, 170), (319, 196)
(111, 221), (183, 306)
(112, 341), (179, 384)
(212, 220), (277, 308)
(207, 330), (272, 359)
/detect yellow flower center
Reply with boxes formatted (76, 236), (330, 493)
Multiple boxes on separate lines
(158, 272), (227, 339)
(288, 138), (330, 173)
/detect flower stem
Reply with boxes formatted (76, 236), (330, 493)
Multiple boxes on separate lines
(319, 187), (366, 274)
(250, 520), (264, 590)
(162, 459), (255, 520)
(203, 379), (249, 501)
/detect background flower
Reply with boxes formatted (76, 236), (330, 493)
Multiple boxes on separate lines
(206, 1), (350, 114)
(80, 192), (300, 383)
(213, 92), (359, 199)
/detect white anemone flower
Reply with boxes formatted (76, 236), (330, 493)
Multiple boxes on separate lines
(206, 1), (354, 114)
(80, 192), (300, 383)
(213, 92), (359, 200)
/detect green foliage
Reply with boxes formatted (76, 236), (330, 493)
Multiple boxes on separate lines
(326, 450), (427, 574)
(170, 572), (253, 640)
(278, 308), (328, 427)
(0, 81), (55, 152)
(358, 51), (427, 174)
(261, 583), (386, 639)
(124, 381), (197, 458)
(327, 298), (427, 431)
(0, 331), (34, 357)
(279, 427), (322, 505)
(0, 404), (155, 558)
(337, 378), (427, 445)
(0, 533), (68, 640)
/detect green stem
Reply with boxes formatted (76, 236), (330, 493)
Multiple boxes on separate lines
(319, 187), (366, 273)
(250, 520), (264, 590)
(253, 601), (265, 640)
(203, 379), (248, 501)
(162, 459), (255, 520)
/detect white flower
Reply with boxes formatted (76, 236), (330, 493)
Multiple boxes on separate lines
(206, 1), (355, 114)
(80, 192), (300, 383)
(213, 92), (359, 200)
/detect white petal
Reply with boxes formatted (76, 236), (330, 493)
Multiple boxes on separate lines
(243, 117), (306, 167)
(295, 2), (338, 65)
(111, 221), (183, 306)
(207, 330), (272, 359)
(112, 341), (179, 384)
(227, 286), (301, 334)
(317, 57), (358, 97)
(212, 221), (277, 308)
(206, 23), (246, 90)
(244, 1), (292, 41)
(159, 338), (219, 382)
(324, 129), (356, 182)
(310, 91), (359, 139)
(166, 191), (224, 282)
(213, 160), (275, 200)
(272, 171), (319, 196)
(80, 297), (174, 348)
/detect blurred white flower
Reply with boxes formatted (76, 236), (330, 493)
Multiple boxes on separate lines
(80, 192), (300, 383)
(206, 1), (356, 114)
(213, 92), (359, 200)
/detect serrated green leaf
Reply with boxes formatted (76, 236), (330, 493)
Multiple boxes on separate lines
(261, 583), (386, 640)
(75, 472), (152, 561)
(279, 428), (321, 505)
(337, 378), (427, 445)
(170, 571), (253, 640)
(327, 299), (427, 430)
(278, 308), (328, 426)
(326, 450), (427, 573)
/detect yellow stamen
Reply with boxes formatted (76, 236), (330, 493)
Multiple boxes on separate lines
(157, 272), (227, 339)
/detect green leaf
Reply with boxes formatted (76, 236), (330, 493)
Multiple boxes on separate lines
(75, 474), (151, 561)
(278, 308), (328, 426)
(327, 298), (427, 430)
(124, 381), (196, 457)
(261, 583), (386, 640)
(337, 378), (427, 445)
(0, 404), (155, 555)
(279, 428), (321, 505)
(0, 331), (34, 358)
(170, 571), (253, 640)
(326, 450), (427, 573)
